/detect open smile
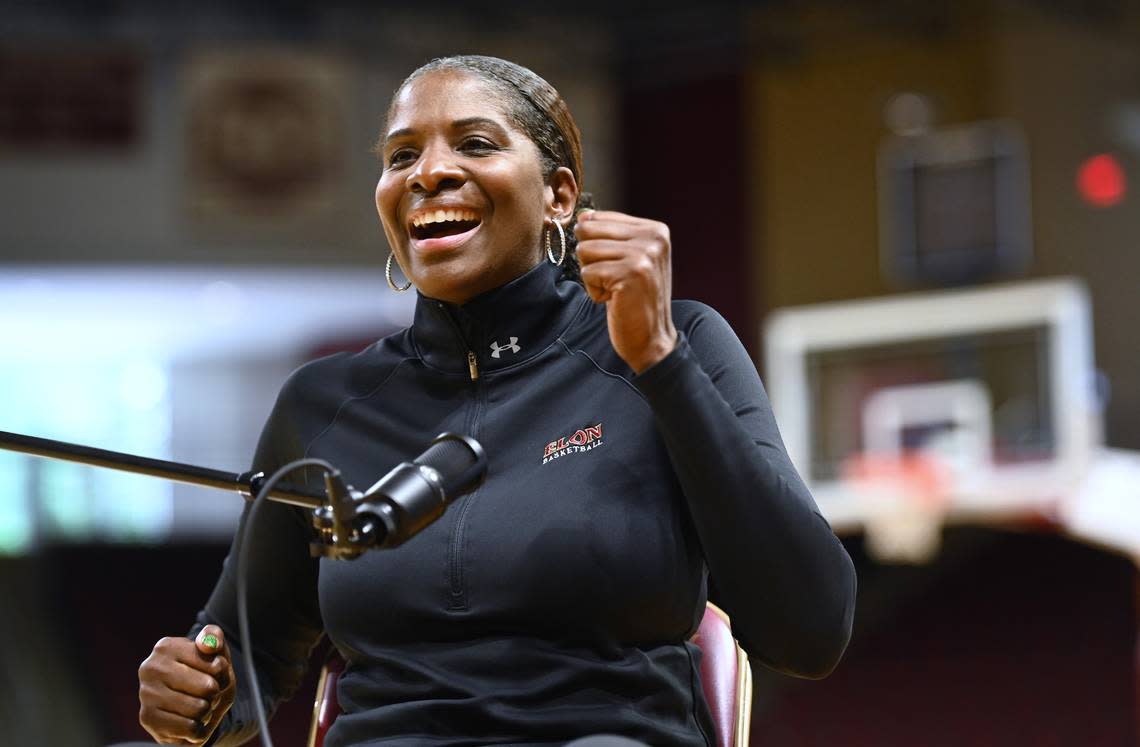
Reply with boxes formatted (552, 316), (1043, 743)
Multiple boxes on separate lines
(408, 207), (483, 253)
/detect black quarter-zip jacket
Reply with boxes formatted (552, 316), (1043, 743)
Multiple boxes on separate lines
(195, 260), (856, 746)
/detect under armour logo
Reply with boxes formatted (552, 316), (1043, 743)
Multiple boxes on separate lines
(489, 337), (520, 358)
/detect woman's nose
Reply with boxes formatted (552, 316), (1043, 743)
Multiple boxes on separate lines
(407, 144), (464, 194)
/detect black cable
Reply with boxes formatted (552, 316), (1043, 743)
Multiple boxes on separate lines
(236, 457), (336, 747)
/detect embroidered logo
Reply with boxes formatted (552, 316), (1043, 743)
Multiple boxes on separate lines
(489, 337), (520, 358)
(542, 423), (604, 465)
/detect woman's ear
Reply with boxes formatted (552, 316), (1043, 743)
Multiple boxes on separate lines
(546, 166), (579, 224)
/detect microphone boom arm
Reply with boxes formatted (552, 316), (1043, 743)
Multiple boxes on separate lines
(0, 429), (325, 507)
(0, 429), (486, 558)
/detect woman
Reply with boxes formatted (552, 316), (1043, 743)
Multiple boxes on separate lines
(136, 55), (856, 747)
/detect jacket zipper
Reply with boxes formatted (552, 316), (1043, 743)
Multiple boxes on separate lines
(467, 350), (479, 381)
(449, 348), (482, 610)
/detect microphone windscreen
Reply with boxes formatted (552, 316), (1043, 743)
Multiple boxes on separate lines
(415, 436), (475, 473)
(414, 434), (486, 498)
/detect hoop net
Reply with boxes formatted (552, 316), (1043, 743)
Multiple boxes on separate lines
(842, 451), (953, 564)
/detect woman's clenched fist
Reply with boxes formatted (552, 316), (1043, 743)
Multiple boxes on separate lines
(574, 210), (678, 373)
(138, 624), (237, 745)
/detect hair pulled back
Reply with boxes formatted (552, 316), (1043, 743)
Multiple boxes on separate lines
(390, 55), (596, 281)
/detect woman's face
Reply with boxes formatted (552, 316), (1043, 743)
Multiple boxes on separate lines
(376, 70), (575, 304)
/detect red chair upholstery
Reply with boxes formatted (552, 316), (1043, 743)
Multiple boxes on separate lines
(307, 653), (345, 747)
(308, 602), (752, 747)
(692, 602), (753, 747)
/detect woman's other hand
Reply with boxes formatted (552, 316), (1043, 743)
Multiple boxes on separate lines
(138, 625), (236, 745)
(575, 210), (679, 373)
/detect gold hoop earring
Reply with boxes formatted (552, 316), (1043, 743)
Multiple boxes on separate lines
(386, 251), (411, 292)
(545, 220), (566, 266)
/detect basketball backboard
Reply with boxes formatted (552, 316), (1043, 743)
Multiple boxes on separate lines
(763, 278), (1098, 534)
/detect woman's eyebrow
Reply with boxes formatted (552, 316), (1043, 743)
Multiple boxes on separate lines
(451, 117), (509, 136)
(384, 127), (414, 144)
(383, 117), (509, 146)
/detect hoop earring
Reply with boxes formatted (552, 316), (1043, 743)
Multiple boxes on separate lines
(545, 220), (566, 266)
(386, 252), (411, 292)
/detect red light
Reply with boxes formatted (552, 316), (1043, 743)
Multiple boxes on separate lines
(1077, 153), (1126, 208)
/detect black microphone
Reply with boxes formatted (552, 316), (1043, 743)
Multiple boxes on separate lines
(353, 433), (487, 550)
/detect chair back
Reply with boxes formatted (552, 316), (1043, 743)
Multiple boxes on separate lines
(308, 603), (752, 747)
(693, 602), (754, 747)
(306, 651), (345, 747)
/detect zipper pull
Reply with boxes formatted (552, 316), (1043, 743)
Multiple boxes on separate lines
(467, 350), (479, 381)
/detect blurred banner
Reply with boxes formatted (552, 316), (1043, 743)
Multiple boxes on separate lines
(183, 49), (350, 229)
(0, 44), (142, 152)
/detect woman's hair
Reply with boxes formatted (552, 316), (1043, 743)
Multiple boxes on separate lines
(387, 55), (595, 281)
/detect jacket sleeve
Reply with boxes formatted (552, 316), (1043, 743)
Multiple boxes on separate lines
(190, 375), (326, 746)
(632, 305), (856, 679)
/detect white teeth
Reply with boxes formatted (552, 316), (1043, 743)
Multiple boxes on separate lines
(411, 209), (479, 228)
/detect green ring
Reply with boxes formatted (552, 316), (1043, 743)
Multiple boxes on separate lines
(202, 634), (219, 649)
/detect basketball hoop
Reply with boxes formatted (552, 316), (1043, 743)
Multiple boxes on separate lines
(843, 451), (952, 564)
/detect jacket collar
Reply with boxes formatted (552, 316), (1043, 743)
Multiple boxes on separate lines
(411, 260), (587, 376)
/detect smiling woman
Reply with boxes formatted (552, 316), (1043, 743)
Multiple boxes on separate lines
(133, 55), (856, 747)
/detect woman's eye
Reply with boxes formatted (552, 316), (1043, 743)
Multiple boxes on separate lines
(460, 137), (498, 154)
(387, 149), (416, 168)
